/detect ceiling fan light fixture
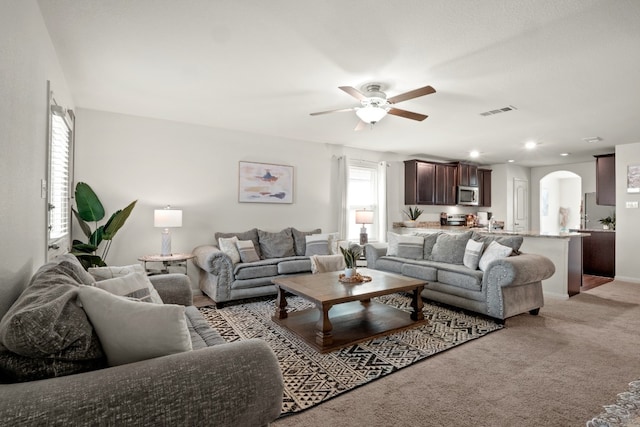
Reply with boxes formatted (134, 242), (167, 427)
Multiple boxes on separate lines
(356, 105), (387, 124)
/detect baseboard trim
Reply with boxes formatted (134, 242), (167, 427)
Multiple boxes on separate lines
(614, 275), (640, 284)
(543, 291), (569, 300)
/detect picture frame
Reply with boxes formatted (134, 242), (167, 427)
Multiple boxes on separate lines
(627, 164), (640, 193)
(238, 161), (294, 204)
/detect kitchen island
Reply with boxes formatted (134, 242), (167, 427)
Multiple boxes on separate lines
(393, 224), (587, 299)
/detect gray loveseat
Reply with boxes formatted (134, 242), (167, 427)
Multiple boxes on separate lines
(0, 254), (283, 426)
(193, 227), (333, 307)
(365, 231), (556, 321)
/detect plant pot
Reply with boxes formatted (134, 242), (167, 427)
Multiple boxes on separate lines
(403, 220), (417, 228)
(344, 267), (356, 278)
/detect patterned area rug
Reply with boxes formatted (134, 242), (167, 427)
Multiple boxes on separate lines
(198, 293), (503, 416)
(587, 380), (640, 427)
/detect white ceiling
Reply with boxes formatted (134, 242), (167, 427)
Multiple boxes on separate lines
(37, 0), (640, 167)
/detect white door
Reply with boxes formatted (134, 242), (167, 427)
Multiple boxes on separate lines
(513, 178), (529, 232)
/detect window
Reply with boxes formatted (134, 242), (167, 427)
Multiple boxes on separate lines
(47, 87), (74, 259)
(346, 160), (385, 242)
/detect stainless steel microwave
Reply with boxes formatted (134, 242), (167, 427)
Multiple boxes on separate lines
(457, 185), (479, 206)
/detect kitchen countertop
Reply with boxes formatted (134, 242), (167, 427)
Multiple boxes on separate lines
(393, 223), (588, 238)
(569, 228), (616, 233)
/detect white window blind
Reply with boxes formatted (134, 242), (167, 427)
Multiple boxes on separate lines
(347, 162), (379, 242)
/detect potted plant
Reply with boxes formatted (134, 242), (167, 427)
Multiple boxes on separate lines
(340, 245), (361, 278)
(71, 182), (137, 269)
(599, 213), (616, 230)
(402, 206), (423, 227)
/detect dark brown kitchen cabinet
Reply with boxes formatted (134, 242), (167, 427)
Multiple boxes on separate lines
(595, 154), (615, 206)
(457, 162), (478, 187)
(582, 230), (615, 277)
(435, 163), (457, 205)
(405, 160), (435, 205)
(478, 168), (492, 207)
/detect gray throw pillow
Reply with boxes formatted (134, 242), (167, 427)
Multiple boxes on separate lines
(215, 228), (262, 259)
(396, 235), (425, 260)
(236, 239), (260, 263)
(258, 228), (295, 258)
(305, 234), (331, 256)
(414, 232), (441, 260)
(430, 231), (473, 265)
(478, 241), (513, 271)
(471, 231), (524, 253)
(291, 228), (322, 256)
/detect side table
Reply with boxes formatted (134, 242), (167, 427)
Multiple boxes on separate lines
(138, 253), (195, 276)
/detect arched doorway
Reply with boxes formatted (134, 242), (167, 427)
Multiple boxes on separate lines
(539, 171), (582, 234)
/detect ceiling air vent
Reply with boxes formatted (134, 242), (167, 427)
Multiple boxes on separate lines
(583, 136), (603, 143)
(480, 105), (517, 116)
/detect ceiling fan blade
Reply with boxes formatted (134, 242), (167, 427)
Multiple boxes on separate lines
(310, 107), (355, 116)
(387, 107), (428, 121)
(387, 85), (436, 104)
(339, 86), (367, 101)
(354, 120), (368, 131)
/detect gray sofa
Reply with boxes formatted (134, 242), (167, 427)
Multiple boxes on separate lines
(365, 231), (556, 321)
(0, 254), (283, 426)
(193, 227), (331, 307)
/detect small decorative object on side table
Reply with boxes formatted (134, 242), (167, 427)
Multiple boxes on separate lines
(138, 253), (195, 276)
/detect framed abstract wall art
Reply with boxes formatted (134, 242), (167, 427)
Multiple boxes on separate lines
(627, 164), (640, 193)
(238, 161), (294, 204)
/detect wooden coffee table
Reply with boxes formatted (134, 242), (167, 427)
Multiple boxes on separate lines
(272, 268), (426, 353)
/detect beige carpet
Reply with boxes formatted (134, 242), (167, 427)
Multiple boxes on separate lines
(273, 280), (640, 427)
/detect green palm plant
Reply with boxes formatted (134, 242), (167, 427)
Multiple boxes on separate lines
(403, 206), (424, 221)
(340, 246), (361, 269)
(71, 182), (137, 269)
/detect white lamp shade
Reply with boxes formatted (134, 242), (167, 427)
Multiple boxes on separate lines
(355, 210), (374, 225)
(356, 105), (387, 124)
(154, 209), (182, 228)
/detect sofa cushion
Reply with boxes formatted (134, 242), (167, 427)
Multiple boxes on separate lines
(463, 239), (484, 270)
(305, 234), (331, 256)
(89, 264), (163, 304)
(184, 306), (226, 349)
(479, 241), (513, 271)
(234, 262), (279, 280)
(396, 235), (424, 260)
(472, 232), (524, 253)
(219, 236), (241, 264)
(77, 285), (192, 367)
(0, 262), (104, 361)
(291, 227), (322, 256)
(431, 231), (472, 265)
(375, 256), (406, 274)
(278, 258), (312, 275)
(258, 228), (295, 258)
(401, 262), (438, 282)
(437, 265), (484, 292)
(216, 228), (262, 259)
(94, 271), (163, 304)
(236, 239), (260, 263)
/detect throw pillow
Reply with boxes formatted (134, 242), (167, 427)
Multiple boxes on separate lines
(215, 229), (261, 259)
(463, 239), (484, 270)
(478, 241), (513, 271)
(218, 236), (241, 264)
(236, 239), (260, 263)
(93, 271), (163, 304)
(0, 264), (104, 361)
(396, 235), (425, 260)
(291, 228), (322, 256)
(327, 232), (342, 255)
(431, 231), (473, 265)
(414, 232), (442, 260)
(471, 232), (524, 254)
(258, 228), (295, 258)
(305, 234), (331, 256)
(77, 285), (192, 367)
(386, 232), (401, 256)
(89, 264), (162, 304)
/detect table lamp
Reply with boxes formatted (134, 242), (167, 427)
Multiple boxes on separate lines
(154, 206), (182, 256)
(355, 209), (374, 245)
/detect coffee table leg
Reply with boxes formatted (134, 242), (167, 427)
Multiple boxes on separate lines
(315, 303), (333, 347)
(410, 285), (425, 321)
(276, 286), (288, 319)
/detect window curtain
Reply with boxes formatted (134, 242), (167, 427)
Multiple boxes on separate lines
(337, 155), (350, 240)
(378, 161), (388, 242)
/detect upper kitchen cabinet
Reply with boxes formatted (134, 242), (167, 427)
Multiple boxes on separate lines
(435, 163), (457, 205)
(456, 162), (478, 187)
(595, 154), (615, 206)
(405, 160), (435, 205)
(478, 168), (492, 207)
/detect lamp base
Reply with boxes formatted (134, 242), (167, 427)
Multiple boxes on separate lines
(359, 225), (368, 245)
(161, 229), (172, 256)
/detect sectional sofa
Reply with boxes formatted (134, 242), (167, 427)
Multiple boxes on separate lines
(365, 230), (556, 321)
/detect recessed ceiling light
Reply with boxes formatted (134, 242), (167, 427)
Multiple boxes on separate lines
(525, 141), (537, 150)
(469, 150), (480, 158)
(508, 159), (515, 163)
(560, 152), (570, 156)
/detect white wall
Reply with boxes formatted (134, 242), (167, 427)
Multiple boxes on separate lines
(539, 174), (581, 233)
(489, 163), (530, 230)
(615, 143), (640, 282)
(0, 1), (74, 315)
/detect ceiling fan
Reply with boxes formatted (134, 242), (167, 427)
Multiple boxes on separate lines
(310, 83), (436, 130)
